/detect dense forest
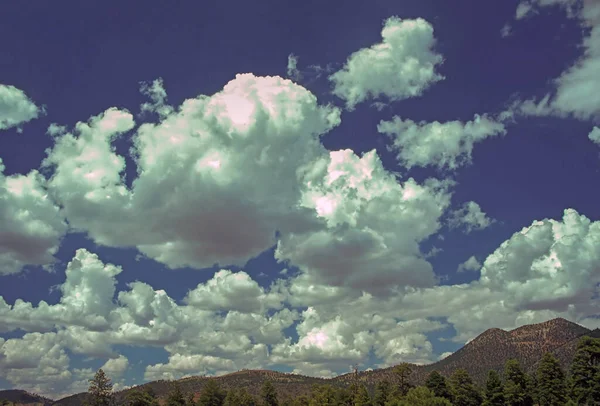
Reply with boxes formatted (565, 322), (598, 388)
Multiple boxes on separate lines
(5, 335), (594, 406)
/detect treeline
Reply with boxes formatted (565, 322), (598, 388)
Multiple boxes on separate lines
(84, 335), (600, 406)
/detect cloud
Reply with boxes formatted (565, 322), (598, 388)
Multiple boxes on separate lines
(0, 84), (42, 131)
(329, 16), (444, 110)
(286, 53), (302, 82)
(589, 126), (600, 145)
(448, 201), (495, 233)
(511, 0), (600, 121)
(377, 114), (506, 170)
(0, 159), (67, 275)
(275, 149), (453, 294)
(457, 256), (482, 273)
(43, 74), (341, 270)
(101, 355), (129, 378)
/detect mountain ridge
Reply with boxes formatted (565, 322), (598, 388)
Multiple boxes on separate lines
(1, 317), (595, 405)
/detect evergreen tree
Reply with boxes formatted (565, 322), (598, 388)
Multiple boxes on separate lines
(570, 336), (600, 405)
(385, 386), (451, 406)
(261, 380), (279, 406)
(197, 380), (225, 406)
(482, 370), (504, 406)
(186, 392), (196, 406)
(125, 389), (159, 406)
(224, 388), (240, 406)
(450, 368), (482, 406)
(166, 382), (186, 406)
(425, 371), (452, 401)
(504, 359), (533, 406)
(238, 388), (257, 406)
(354, 384), (371, 406)
(536, 352), (567, 405)
(87, 369), (114, 406)
(392, 363), (413, 397)
(373, 380), (391, 406)
(308, 384), (336, 406)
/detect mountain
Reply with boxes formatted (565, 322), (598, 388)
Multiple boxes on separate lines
(11, 317), (598, 405)
(0, 390), (54, 406)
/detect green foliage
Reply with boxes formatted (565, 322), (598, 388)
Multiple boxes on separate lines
(536, 352), (567, 405)
(166, 382), (186, 406)
(354, 384), (372, 406)
(450, 368), (482, 406)
(197, 380), (225, 406)
(125, 390), (159, 406)
(308, 384), (337, 406)
(385, 386), (451, 406)
(87, 369), (114, 406)
(425, 371), (452, 401)
(503, 359), (533, 406)
(261, 380), (279, 406)
(570, 336), (600, 405)
(373, 380), (391, 406)
(482, 370), (504, 406)
(392, 363), (413, 397)
(225, 388), (256, 406)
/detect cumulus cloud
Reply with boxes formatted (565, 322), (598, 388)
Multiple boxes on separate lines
(101, 355), (129, 378)
(457, 256), (482, 273)
(378, 114), (506, 170)
(329, 16), (444, 110)
(275, 149), (453, 294)
(286, 53), (302, 82)
(588, 126), (600, 145)
(0, 159), (67, 275)
(0, 84), (42, 131)
(448, 201), (495, 233)
(43, 74), (341, 270)
(511, 0), (600, 121)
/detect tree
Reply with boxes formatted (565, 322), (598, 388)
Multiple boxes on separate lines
(125, 390), (159, 406)
(392, 363), (413, 397)
(87, 369), (114, 406)
(570, 336), (600, 405)
(425, 371), (452, 401)
(373, 380), (391, 406)
(354, 384), (372, 406)
(536, 352), (567, 405)
(197, 380), (225, 406)
(504, 359), (533, 406)
(482, 370), (504, 406)
(308, 384), (336, 406)
(261, 380), (279, 406)
(166, 382), (186, 406)
(385, 387), (451, 406)
(450, 368), (482, 406)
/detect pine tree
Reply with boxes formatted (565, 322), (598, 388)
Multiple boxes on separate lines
(483, 370), (504, 406)
(373, 380), (391, 406)
(425, 371), (452, 401)
(237, 389), (257, 406)
(504, 359), (533, 406)
(354, 384), (372, 406)
(125, 389), (159, 406)
(87, 369), (114, 406)
(570, 336), (600, 405)
(392, 363), (413, 397)
(166, 382), (186, 406)
(261, 380), (279, 406)
(385, 386), (451, 406)
(536, 352), (567, 405)
(197, 380), (225, 406)
(450, 368), (482, 406)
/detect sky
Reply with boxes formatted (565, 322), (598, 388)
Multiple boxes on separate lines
(1, 0), (600, 399)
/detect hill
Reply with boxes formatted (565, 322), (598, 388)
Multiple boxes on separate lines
(0, 390), (53, 406)
(14, 317), (597, 404)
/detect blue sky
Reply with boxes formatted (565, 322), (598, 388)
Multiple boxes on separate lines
(1, 0), (600, 398)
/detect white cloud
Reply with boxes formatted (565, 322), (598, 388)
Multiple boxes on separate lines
(0, 84), (41, 131)
(512, 1), (600, 121)
(457, 256), (482, 273)
(286, 53), (302, 82)
(329, 16), (444, 110)
(275, 149), (453, 294)
(377, 114), (506, 170)
(101, 355), (129, 378)
(43, 74), (341, 271)
(0, 159), (67, 275)
(588, 126), (600, 145)
(449, 201), (495, 233)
